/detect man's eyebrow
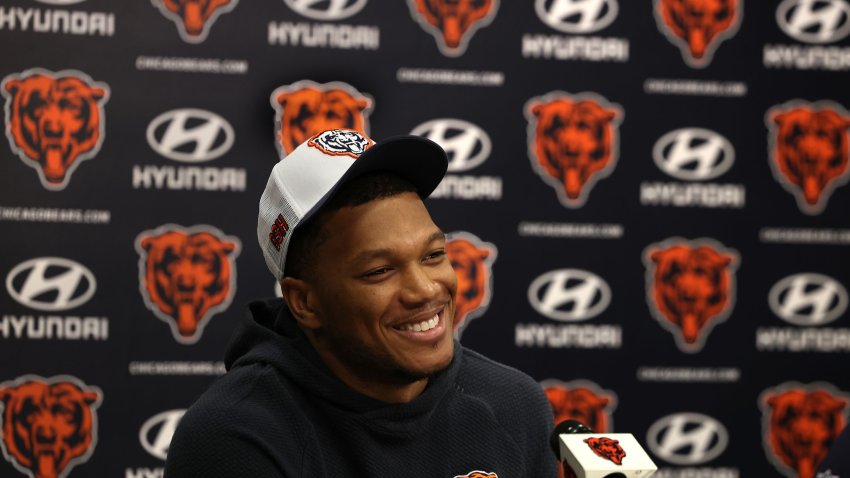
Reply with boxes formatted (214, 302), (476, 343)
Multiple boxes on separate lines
(350, 230), (447, 266)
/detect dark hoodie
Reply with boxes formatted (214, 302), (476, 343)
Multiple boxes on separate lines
(164, 299), (558, 478)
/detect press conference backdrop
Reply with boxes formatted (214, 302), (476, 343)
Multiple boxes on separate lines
(1, 1), (848, 477)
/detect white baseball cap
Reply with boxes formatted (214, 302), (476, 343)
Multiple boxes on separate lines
(258, 128), (448, 280)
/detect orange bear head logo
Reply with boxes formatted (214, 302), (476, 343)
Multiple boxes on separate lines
(152, 0), (238, 43)
(760, 383), (849, 478)
(542, 380), (617, 433)
(271, 80), (373, 156)
(408, 0), (499, 56)
(1, 69), (109, 191)
(0, 375), (101, 478)
(453, 472), (498, 478)
(655, 0), (741, 68)
(526, 92), (622, 208)
(644, 238), (738, 353)
(584, 436), (626, 465)
(767, 101), (850, 215)
(136, 224), (241, 344)
(446, 232), (497, 337)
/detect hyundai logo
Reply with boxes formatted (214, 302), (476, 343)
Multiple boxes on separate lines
(653, 128), (735, 181)
(528, 269), (611, 321)
(6, 257), (96, 311)
(284, 0), (368, 21)
(146, 108), (235, 163)
(411, 118), (492, 173)
(768, 273), (849, 326)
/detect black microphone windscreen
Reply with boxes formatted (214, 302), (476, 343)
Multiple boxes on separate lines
(549, 419), (593, 456)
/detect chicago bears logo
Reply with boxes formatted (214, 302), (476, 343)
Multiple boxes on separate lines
(525, 91), (623, 208)
(654, 0), (741, 68)
(0, 375), (102, 478)
(1, 68), (109, 191)
(454, 472), (497, 478)
(135, 224), (241, 344)
(766, 101), (850, 215)
(446, 232), (497, 337)
(308, 128), (374, 159)
(542, 380), (617, 433)
(584, 437), (626, 465)
(644, 238), (738, 353)
(151, 0), (238, 43)
(760, 382), (849, 478)
(271, 80), (373, 156)
(408, 0), (499, 56)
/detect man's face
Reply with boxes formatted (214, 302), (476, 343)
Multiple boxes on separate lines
(307, 192), (457, 386)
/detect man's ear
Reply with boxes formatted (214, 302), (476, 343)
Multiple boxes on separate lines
(280, 277), (322, 330)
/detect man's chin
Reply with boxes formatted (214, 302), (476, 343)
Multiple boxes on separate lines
(394, 351), (454, 383)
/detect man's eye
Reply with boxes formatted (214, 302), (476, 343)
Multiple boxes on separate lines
(363, 267), (390, 277)
(424, 250), (447, 262)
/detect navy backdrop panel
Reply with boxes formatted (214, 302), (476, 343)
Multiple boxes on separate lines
(1, 0), (849, 477)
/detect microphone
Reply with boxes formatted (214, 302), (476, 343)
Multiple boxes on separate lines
(550, 420), (658, 478)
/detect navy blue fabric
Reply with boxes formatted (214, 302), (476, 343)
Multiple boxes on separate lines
(164, 299), (558, 478)
(818, 426), (850, 478)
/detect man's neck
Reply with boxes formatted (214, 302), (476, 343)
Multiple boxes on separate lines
(306, 333), (429, 404)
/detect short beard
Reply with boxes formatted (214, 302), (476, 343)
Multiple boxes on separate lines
(330, 334), (453, 386)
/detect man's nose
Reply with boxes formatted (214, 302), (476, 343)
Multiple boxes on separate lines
(399, 264), (442, 305)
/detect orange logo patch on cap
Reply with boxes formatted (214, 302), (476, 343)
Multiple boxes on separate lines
(307, 129), (374, 159)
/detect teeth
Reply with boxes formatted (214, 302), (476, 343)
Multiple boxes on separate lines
(399, 314), (439, 332)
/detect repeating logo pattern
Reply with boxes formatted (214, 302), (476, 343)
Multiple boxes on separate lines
(411, 118), (492, 172)
(146, 108), (235, 162)
(528, 269), (611, 322)
(284, 0), (368, 20)
(446, 232), (497, 337)
(646, 412), (729, 465)
(135, 224), (241, 344)
(525, 91), (623, 208)
(407, 0), (499, 56)
(270, 80), (373, 156)
(151, 0), (238, 43)
(643, 238), (739, 353)
(5, 257), (96, 311)
(535, 0), (619, 33)
(766, 100), (850, 215)
(653, 128), (735, 181)
(1, 68), (109, 191)
(654, 0), (742, 68)
(542, 379), (617, 432)
(768, 273), (849, 326)
(760, 382), (849, 478)
(0, 375), (102, 478)
(139, 409), (186, 460)
(776, 0), (850, 44)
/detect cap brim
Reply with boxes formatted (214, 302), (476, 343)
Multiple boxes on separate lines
(299, 134), (448, 226)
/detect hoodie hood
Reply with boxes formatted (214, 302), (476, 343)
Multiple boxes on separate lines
(225, 299), (462, 428)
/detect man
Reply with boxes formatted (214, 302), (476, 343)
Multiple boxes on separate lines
(164, 129), (557, 477)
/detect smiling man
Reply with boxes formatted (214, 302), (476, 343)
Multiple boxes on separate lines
(164, 129), (557, 477)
